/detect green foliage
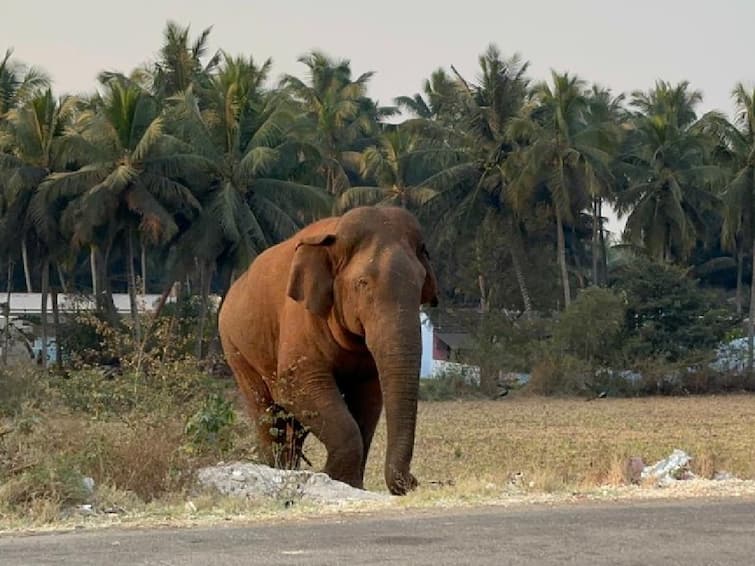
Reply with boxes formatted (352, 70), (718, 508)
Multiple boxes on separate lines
(0, 367), (44, 416)
(553, 287), (626, 363)
(53, 362), (227, 419)
(527, 354), (594, 396)
(185, 394), (236, 453)
(462, 313), (550, 374)
(0, 356), (250, 519)
(0, 454), (90, 513)
(419, 368), (485, 401)
(611, 256), (735, 361)
(58, 310), (120, 367)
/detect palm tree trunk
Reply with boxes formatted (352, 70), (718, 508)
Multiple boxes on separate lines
(570, 225), (585, 289)
(40, 261), (49, 370)
(748, 238), (755, 378)
(56, 262), (68, 294)
(126, 227), (142, 342)
(92, 244), (117, 324)
(140, 239), (147, 295)
(102, 240), (115, 316)
(90, 246), (98, 297)
(736, 248), (744, 317)
(135, 279), (175, 375)
(21, 238), (32, 293)
(507, 218), (533, 315)
(477, 274), (489, 313)
(556, 208), (571, 308)
(206, 267), (235, 360)
(51, 287), (62, 370)
(2, 260), (12, 365)
(664, 224), (672, 263)
(592, 198), (600, 286)
(598, 199), (608, 285)
(509, 244), (532, 315)
(195, 260), (212, 360)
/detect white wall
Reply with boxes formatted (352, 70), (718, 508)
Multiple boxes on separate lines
(420, 311), (434, 377)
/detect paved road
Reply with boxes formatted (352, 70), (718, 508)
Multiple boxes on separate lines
(1, 497), (754, 565)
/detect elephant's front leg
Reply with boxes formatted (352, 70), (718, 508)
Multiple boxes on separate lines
(273, 361), (365, 489)
(342, 376), (383, 480)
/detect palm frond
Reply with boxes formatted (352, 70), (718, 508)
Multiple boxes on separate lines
(125, 183), (179, 243)
(140, 171), (201, 211)
(39, 166), (109, 202)
(239, 146), (279, 179)
(336, 186), (390, 212)
(132, 116), (164, 162)
(252, 178), (332, 217)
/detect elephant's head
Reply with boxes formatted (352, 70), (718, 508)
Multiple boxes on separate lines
(286, 206), (438, 494)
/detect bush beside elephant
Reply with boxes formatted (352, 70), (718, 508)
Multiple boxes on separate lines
(218, 206), (438, 495)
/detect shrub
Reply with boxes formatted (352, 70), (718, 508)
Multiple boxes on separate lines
(0, 367), (49, 417)
(553, 287), (626, 364)
(0, 455), (90, 513)
(527, 354), (594, 396)
(185, 394), (237, 454)
(78, 419), (194, 501)
(611, 256), (735, 362)
(419, 368), (485, 401)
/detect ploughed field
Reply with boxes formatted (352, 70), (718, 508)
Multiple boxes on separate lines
(300, 395), (755, 492)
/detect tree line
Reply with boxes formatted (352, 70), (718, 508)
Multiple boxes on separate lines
(2, 21), (754, 366)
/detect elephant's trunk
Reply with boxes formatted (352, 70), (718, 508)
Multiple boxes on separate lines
(365, 307), (422, 496)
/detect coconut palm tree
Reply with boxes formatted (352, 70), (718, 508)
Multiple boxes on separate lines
(0, 48), (50, 119)
(336, 124), (464, 212)
(281, 50), (396, 196)
(698, 84), (755, 374)
(0, 49), (51, 297)
(394, 68), (463, 125)
(150, 21), (220, 101)
(36, 73), (201, 333)
(167, 52), (331, 357)
(583, 85), (626, 285)
(417, 45), (536, 313)
(507, 71), (615, 308)
(0, 88), (79, 366)
(616, 81), (720, 264)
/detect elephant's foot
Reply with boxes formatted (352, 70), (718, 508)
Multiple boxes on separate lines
(386, 467), (418, 496)
(323, 439), (365, 489)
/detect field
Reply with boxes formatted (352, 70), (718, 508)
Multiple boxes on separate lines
(331, 396), (755, 494)
(3, 387), (755, 531)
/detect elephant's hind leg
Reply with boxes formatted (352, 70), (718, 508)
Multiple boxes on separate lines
(222, 341), (279, 466)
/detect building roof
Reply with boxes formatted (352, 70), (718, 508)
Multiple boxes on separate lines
(0, 293), (223, 315)
(434, 332), (472, 350)
(425, 307), (483, 335)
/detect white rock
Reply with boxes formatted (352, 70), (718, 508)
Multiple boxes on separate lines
(196, 463), (391, 505)
(81, 476), (95, 494)
(641, 449), (693, 483)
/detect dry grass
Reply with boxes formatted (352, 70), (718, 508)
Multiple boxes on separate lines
(297, 395), (755, 494)
(4, 393), (755, 532)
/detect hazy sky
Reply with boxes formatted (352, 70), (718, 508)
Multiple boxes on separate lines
(5, 0), (755, 114)
(4, 0), (755, 231)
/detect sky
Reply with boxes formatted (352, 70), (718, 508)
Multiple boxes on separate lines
(4, 0), (755, 233)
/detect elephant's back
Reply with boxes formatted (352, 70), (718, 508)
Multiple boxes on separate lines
(218, 216), (341, 370)
(218, 247), (287, 368)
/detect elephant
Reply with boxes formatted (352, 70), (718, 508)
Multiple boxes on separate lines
(218, 205), (439, 495)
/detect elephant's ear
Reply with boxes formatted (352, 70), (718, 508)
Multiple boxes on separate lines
(286, 233), (336, 317)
